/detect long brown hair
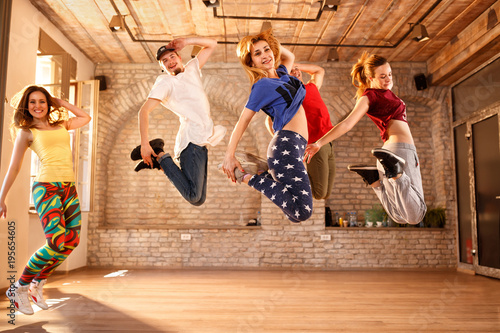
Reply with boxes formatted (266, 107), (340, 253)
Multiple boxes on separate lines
(236, 29), (281, 85)
(10, 85), (65, 138)
(351, 52), (388, 99)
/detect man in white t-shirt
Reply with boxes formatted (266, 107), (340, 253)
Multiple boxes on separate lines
(131, 37), (226, 206)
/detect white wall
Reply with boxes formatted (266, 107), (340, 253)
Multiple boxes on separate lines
(0, 0), (94, 289)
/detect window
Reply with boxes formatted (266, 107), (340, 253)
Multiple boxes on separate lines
(31, 29), (97, 212)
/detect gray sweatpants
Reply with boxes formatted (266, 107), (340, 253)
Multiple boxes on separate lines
(372, 142), (427, 224)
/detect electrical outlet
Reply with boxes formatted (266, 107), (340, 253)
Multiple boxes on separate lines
(181, 234), (191, 240)
(320, 234), (331, 241)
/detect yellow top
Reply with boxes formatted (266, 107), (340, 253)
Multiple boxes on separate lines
(30, 126), (75, 182)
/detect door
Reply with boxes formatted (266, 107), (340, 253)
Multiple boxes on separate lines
(472, 115), (500, 275)
(455, 113), (500, 279)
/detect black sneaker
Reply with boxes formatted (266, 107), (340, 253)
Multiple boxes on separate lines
(134, 158), (161, 172)
(130, 138), (165, 161)
(348, 165), (379, 185)
(371, 148), (405, 178)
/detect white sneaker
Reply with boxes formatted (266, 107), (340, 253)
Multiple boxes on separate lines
(29, 279), (49, 310)
(234, 161), (259, 184)
(235, 151), (269, 172)
(6, 282), (34, 315)
(217, 160), (259, 184)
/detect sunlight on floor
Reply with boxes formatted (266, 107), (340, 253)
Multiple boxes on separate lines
(103, 270), (128, 278)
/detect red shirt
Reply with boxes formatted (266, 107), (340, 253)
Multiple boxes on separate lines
(303, 83), (334, 144)
(363, 88), (408, 142)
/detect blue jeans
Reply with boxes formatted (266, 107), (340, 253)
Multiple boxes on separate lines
(158, 143), (208, 206)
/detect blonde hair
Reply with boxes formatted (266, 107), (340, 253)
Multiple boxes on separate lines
(9, 85), (65, 139)
(351, 52), (388, 99)
(236, 29), (281, 85)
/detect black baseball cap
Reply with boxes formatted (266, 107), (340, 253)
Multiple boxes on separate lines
(156, 45), (176, 60)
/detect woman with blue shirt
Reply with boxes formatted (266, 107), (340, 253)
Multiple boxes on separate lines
(220, 30), (313, 223)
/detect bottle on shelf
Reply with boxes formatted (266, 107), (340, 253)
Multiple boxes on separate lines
(350, 211), (358, 227)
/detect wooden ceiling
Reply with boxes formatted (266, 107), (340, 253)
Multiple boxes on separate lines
(29, 0), (500, 85)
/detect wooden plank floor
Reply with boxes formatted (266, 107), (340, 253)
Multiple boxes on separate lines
(1, 268), (499, 332)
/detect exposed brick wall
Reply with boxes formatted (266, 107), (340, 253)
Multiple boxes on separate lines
(87, 61), (457, 269)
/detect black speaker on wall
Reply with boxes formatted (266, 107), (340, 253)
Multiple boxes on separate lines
(95, 75), (107, 91)
(414, 73), (427, 91)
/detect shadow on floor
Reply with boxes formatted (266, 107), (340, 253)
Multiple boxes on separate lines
(1, 289), (171, 333)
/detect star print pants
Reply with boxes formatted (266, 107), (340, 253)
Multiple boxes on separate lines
(248, 130), (313, 222)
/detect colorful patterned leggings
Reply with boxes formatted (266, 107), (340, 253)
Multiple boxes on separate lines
(19, 182), (81, 286)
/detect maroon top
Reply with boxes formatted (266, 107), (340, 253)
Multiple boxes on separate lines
(362, 88), (408, 142)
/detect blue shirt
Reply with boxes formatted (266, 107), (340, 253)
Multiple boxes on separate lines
(245, 65), (306, 133)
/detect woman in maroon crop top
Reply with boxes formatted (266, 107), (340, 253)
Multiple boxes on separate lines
(304, 52), (426, 225)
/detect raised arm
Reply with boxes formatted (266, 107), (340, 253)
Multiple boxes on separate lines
(55, 98), (91, 130)
(0, 129), (31, 218)
(222, 108), (256, 182)
(279, 45), (295, 74)
(295, 63), (325, 90)
(138, 98), (162, 166)
(166, 37), (217, 69)
(304, 96), (369, 163)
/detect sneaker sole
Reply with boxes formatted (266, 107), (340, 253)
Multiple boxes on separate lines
(371, 148), (406, 165)
(348, 165), (378, 171)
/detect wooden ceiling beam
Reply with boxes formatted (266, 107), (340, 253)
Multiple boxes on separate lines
(427, 1), (500, 86)
(406, 0), (496, 62)
(29, 0), (112, 63)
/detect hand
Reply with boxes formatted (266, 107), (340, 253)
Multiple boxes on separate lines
(166, 38), (187, 52)
(52, 97), (64, 109)
(0, 202), (6, 219)
(141, 144), (156, 167)
(304, 143), (320, 163)
(221, 154), (242, 183)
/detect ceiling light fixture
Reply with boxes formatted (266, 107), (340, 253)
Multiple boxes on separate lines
(327, 48), (339, 62)
(324, 0), (340, 11)
(410, 23), (430, 42)
(109, 15), (125, 32)
(203, 0), (220, 8)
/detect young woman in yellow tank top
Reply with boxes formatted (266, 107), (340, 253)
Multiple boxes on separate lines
(0, 85), (91, 315)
